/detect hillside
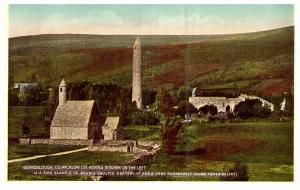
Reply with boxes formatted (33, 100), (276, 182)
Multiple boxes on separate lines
(9, 26), (294, 97)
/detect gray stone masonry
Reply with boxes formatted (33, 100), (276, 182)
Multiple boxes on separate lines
(132, 37), (143, 109)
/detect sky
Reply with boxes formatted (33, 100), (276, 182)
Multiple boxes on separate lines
(9, 4), (294, 37)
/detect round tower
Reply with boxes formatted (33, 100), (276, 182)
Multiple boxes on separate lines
(58, 78), (67, 106)
(132, 37), (142, 109)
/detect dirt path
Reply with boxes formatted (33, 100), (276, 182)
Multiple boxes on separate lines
(8, 147), (88, 164)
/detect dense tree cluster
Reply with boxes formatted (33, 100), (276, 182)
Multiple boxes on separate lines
(8, 84), (48, 106)
(66, 82), (158, 126)
(234, 99), (272, 119)
(199, 105), (218, 116)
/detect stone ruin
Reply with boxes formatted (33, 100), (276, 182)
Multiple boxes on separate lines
(88, 140), (160, 154)
(189, 93), (274, 113)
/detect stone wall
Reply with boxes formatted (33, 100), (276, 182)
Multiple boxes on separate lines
(31, 138), (50, 144)
(135, 140), (160, 152)
(88, 140), (135, 153)
(50, 127), (88, 140)
(19, 138), (31, 145)
(128, 146), (161, 165)
(19, 138), (92, 146)
(88, 140), (160, 154)
(189, 94), (274, 113)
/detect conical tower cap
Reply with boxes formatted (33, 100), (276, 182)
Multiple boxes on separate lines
(59, 78), (67, 87)
(134, 37), (141, 45)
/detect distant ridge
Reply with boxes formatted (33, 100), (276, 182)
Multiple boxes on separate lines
(9, 25), (294, 97)
(10, 26), (294, 39)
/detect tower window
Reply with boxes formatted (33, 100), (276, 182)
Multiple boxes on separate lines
(60, 88), (62, 92)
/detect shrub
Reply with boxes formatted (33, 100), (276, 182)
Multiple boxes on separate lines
(8, 137), (19, 145)
(220, 162), (249, 181)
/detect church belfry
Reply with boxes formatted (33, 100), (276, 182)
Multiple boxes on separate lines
(58, 78), (67, 106)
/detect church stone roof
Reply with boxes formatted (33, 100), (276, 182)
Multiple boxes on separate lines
(103, 117), (120, 130)
(51, 100), (95, 128)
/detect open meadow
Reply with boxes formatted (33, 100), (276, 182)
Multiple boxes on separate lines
(114, 121), (293, 181)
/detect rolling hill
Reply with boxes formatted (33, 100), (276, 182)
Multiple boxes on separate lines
(9, 26), (294, 97)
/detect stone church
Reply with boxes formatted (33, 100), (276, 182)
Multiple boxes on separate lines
(50, 79), (102, 140)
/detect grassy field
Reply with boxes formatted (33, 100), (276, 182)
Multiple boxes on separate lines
(7, 118), (294, 181)
(8, 106), (47, 138)
(9, 26), (294, 97)
(176, 122), (293, 164)
(8, 151), (134, 180)
(74, 121), (294, 181)
(8, 107), (293, 181)
(8, 144), (86, 160)
(123, 125), (162, 142)
(141, 154), (293, 181)
(139, 121), (293, 181)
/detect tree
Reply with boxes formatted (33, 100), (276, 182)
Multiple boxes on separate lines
(24, 85), (47, 106)
(142, 89), (156, 106)
(234, 99), (271, 119)
(176, 100), (198, 118)
(130, 111), (160, 125)
(156, 87), (175, 117)
(8, 88), (19, 106)
(161, 118), (182, 154)
(22, 123), (31, 137)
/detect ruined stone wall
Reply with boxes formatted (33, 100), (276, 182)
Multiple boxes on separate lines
(31, 138), (50, 144)
(88, 140), (135, 152)
(189, 94), (274, 112)
(19, 138), (92, 145)
(189, 96), (233, 112)
(135, 140), (159, 152)
(50, 127), (88, 140)
(240, 94), (274, 111)
(19, 138), (31, 145)
(88, 144), (130, 152)
(88, 140), (160, 155)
